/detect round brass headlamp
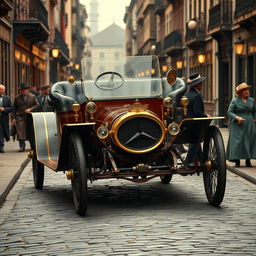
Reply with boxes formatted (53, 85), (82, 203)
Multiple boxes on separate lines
(180, 96), (189, 107)
(168, 122), (180, 135)
(86, 102), (97, 113)
(97, 125), (109, 139)
(163, 97), (173, 108)
(72, 103), (80, 112)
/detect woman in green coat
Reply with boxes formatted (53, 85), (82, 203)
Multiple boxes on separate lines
(226, 83), (256, 167)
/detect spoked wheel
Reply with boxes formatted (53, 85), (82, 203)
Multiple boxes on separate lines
(31, 128), (44, 189)
(203, 126), (226, 207)
(69, 132), (88, 216)
(160, 174), (173, 184)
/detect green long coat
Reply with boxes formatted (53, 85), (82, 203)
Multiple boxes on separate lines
(226, 96), (256, 161)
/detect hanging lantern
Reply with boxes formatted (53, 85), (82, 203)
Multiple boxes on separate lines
(52, 48), (60, 58)
(234, 37), (245, 55)
(176, 60), (183, 69)
(198, 53), (206, 64)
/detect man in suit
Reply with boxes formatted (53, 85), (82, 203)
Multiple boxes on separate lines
(12, 83), (39, 152)
(0, 84), (13, 153)
(37, 85), (53, 112)
(182, 73), (207, 168)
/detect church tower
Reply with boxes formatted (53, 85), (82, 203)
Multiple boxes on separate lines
(90, 0), (99, 35)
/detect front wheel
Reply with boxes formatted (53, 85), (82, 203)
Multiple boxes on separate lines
(203, 126), (226, 207)
(69, 132), (88, 216)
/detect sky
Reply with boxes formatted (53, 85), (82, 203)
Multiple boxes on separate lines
(80, 0), (131, 32)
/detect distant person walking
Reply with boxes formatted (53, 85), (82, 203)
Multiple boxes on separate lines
(37, 85), (53, 112)
(226, 83), (256, 167)
(12, 83), (39, 152)
(0, 84), (13, 153)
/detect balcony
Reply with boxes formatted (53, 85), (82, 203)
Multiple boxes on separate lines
(208, 1), (232, 33)
(54, 29), (70, 64)
(155, 0), (167, 15)
(13, 0), (49, 42)
(185, 13), (206, 48)
(0, 0), (13, 17)
(163, 30), (182, 54)
(235, 0), (256, 19)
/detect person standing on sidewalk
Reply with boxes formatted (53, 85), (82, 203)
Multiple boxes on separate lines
(12, 83), (39, 152)
(0, 84), (13, 153)
(226, 83), (256, 167)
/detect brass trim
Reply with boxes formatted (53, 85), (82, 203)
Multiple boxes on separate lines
(63, 122), (95, 126)
(27, 151), (34, 159)
(110, 111), (166, 154)
(66, 170), (74, 180)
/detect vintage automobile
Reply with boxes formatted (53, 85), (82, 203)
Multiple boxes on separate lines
(27, 55), (226, 216)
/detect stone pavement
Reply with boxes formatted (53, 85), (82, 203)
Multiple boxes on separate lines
(0, 140), (30, 205)
(0, 128), (255, 206)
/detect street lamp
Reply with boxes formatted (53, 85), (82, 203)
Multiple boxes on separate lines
(51, 48), (60, 58)
(176, 60), (183, 69)
(198, 52), (206, 64)
(234, 36), (244, 55)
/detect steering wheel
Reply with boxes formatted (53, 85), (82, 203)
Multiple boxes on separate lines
(94, 71), (124, 90)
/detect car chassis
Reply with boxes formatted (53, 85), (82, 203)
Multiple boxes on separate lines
(27, 56), (226, 216)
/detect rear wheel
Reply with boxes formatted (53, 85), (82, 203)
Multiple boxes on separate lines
(203, 126), (226, 207)
(69, 132), (88, 216)
(31, 127), (44, 189)
(160, 174), (173, 184)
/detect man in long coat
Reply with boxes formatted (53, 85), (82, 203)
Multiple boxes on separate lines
(0, 84), (13, 153)
(182, 72), (207, 168)
(12, 83), (39, 152)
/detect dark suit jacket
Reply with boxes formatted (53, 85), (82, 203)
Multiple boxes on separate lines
(0, 95), (13, 140)
(37, 94), (53, 112)
(184, 88), (206, 118)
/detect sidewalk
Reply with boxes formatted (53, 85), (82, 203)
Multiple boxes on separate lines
(0, 140), (30, 205)
(0, 128), (255, 206)
(220, 128), (256, 185)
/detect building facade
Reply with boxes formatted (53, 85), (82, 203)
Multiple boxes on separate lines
(124, 0), (256, 127)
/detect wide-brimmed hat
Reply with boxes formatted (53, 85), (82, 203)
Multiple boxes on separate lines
(20, 83), (29, 90)
(236, 82), (250, 94)
(41, 84), (50, 90)
(187, 73), (206, 87)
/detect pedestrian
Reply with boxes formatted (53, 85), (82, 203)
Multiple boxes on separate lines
(0, 84), (13, 153)
(226, 82), (256, 167)
(181, 72), (208, 168)
(37, 85), (53, 112)
(30, 85), (40, 97)
(12, 83), (39, 152)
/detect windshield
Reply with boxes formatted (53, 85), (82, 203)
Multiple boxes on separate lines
(81, 55), (162, 100)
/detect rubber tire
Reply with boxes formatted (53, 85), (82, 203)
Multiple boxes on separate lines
(31, 127), (44, 189)
(32, 155), (45, 189)
(69, 132), (88, 216)
(203, 126), (226, 207)
(160, 174), (173, 184)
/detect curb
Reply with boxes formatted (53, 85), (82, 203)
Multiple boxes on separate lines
(227, 165), (256, 185)
(0, 158), (31, 206)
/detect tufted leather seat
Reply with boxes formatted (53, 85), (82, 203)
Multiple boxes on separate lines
(49, 81), (87, 112)
(162, 77), (187, 104)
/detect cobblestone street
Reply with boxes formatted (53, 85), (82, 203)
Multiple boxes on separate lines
(0, 163), (256, 255)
